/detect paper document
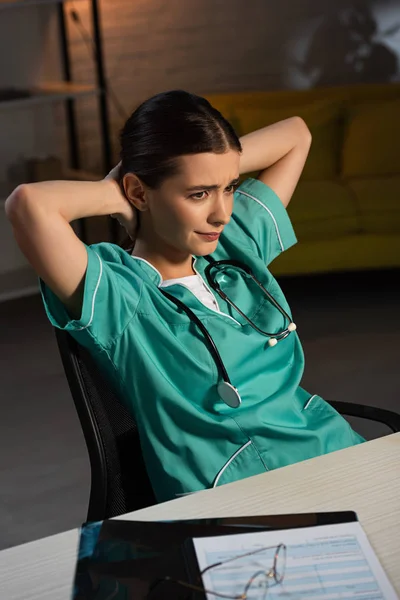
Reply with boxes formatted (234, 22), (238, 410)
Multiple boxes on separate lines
(193, 521), (398, 599)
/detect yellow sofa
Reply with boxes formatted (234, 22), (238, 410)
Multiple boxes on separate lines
(205, 82), (400, 276)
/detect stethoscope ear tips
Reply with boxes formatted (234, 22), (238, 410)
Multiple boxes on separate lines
(268, 322), (296, 346)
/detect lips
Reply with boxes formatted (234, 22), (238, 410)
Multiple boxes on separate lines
(197, 232), (221, 241)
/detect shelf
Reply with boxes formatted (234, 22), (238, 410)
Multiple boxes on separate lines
(0, 82), (100, 110)
(0, 0), (83, 10)
(0, 0), (112, 217)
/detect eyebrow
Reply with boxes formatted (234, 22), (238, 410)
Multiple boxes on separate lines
(185, 177), (240, 192)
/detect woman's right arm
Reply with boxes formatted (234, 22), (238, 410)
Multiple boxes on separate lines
(5, 178), (131, 319)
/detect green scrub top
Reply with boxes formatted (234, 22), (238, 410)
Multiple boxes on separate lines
(41, 178), (364, 502)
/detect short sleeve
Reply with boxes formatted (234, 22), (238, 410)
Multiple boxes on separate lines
(232, 178), (297, 266)
(39, 243), (142, 349)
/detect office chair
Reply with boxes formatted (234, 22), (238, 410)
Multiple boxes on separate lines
(55, 328), (156, 523)
(55, 329), (400, 523)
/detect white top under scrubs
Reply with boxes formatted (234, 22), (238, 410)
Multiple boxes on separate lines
(40, 178), (364, 502)
(160, 275), (220, 311)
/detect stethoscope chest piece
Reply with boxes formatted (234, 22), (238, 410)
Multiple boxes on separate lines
(217, 381), (242, 408)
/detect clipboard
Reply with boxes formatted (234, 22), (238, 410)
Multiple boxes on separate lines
(73, 511), (358, 600)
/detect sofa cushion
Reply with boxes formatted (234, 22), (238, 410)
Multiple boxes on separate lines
(347, 176), (400, 233)
(342, 100), (400, 178)
(270, 233), (400, 276)
(287, 180), (360, 241)
(235, 101), (343, 180)
(206, 82), (400, 120)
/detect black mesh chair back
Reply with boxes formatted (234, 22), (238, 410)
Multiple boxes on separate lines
(55, 328), (156, 522)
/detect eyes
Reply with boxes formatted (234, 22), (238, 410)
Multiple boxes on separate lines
(189, 184), (238, 201)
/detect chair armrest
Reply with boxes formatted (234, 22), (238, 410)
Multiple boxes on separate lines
(328, 400), (400, 433)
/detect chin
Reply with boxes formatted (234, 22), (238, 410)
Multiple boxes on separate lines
(193, 241), (219, 256)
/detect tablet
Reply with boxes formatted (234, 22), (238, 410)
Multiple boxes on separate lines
(73, 511), (358, 600)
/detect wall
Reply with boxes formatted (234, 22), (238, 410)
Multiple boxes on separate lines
(0, 0), (399, 178)
(65, 0), (400, 172)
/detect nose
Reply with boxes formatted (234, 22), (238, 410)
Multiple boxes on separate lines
(208, 192), (231, 227)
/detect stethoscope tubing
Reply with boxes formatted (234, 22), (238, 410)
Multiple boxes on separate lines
(159, 289), (234, 385)
(159, 256), (296, 407)
(204, 258), (293, 339)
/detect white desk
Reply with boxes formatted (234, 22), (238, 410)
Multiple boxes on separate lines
(1, 433), (399, 600)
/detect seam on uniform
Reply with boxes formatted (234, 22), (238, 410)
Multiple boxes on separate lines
(95, 342), (132, 406)
(303, 394), (317, 410)
(230, 416), (269, 472)
(251, 439), (269, 471)
(226, 215), (262, 258)
(213, 440), (252, 488)
(76, 251), (103, 331)
(103, 278), (144, 351)
(66, 333), (128, 410)
(135, 313), (218, 328)
(108, 330), (189, 403)
(237, 189), (284, 252)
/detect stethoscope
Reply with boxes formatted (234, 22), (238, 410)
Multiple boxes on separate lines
(160, 256), (297, 409)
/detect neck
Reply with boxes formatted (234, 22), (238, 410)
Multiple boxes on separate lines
(132, 239), (196, 280)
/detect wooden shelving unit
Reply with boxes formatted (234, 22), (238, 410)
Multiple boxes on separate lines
(0, 83), (99, 110)
(0, 0), (112, 301)
(0, 0), (66, 9)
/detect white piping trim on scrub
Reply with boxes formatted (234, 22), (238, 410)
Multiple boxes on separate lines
(165, 280), (242, 326)
(76, 251), (103, 331)
(130, 251), (241, 324)
(161, 279), (219, 311)
(192, 258), (242, 326)
(237, 190), (284, 253)
(304, 394), (317, 410)
(213, 440), (252, 488)
(130, 255), (162, 285)
(103, 582), (120, 600)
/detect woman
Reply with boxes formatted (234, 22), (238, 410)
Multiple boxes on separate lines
(6, 90), (364, 502)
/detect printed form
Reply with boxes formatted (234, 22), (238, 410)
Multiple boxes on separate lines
(193, 521), (398, 599)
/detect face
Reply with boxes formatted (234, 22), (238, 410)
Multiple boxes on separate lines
(138, 150), (240, 259)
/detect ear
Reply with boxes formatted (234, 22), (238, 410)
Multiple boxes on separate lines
(122, 173), (149, 212)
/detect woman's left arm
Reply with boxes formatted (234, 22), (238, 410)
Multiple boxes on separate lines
(239, 117), (312, 208)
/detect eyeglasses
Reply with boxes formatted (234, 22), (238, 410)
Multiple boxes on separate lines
(147, 542), (286, 599)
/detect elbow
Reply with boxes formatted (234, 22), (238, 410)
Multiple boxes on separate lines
(291, 116), (312, 147)
(5, 184), (34, 225)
